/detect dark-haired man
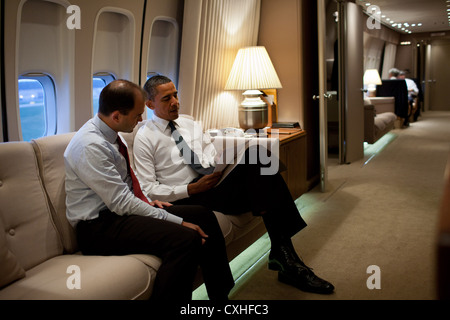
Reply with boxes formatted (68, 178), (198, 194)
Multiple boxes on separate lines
(64, 79), (234, 301)
(133, 75), (334, 295)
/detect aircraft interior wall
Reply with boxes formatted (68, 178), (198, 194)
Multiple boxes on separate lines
(1, 0), (183, 142)
(0, 0), (441, 144)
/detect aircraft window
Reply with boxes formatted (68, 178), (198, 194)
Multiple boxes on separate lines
(147, 19), (179, 87)
(18, 74), (56, 141)
(93, 73), (115, 115)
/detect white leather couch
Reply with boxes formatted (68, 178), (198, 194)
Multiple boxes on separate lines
(0, 129), (268, 299)
(364, 97), (398, 144)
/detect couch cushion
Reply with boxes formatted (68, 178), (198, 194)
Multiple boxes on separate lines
(0, 218), (25, 288)
(214, 211), (263, 245)
(0, 255), (154, 300)
(32, 133), (78, 253)
(214, 212), (234, 245)
(374, 117), (387, 132)
(227, 213), (263, 241)
(128, 253), (162, 271)
(376, 112), (397, 126)
(0, 142), (63, 270)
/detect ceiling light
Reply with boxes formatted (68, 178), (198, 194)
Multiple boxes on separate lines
(418, 23), (422, 26)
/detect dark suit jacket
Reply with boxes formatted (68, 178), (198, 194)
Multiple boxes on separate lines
(376, 79), (409, 118)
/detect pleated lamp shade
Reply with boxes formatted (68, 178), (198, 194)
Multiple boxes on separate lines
(225, 46), (282, 91)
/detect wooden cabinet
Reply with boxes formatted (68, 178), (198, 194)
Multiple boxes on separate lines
(269, 130), (307, 200)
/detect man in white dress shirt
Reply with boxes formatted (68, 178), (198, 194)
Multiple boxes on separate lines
(133, 75), (334, 295)
(398, 71), (420, 121)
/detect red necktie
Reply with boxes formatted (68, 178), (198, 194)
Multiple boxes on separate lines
(116, 136), (150, 204)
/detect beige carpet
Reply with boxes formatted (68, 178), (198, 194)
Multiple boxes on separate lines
(231, 111), (450, 300)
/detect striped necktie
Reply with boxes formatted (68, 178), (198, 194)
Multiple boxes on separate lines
(168, 121), (215, 176)
(117, 136), (150, 204)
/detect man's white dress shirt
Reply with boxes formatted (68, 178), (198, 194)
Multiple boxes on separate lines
(133, 115), (216, 202)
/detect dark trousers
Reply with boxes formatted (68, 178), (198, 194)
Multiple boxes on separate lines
(76, 205), (234, 301)
(173, 147), (307, 246)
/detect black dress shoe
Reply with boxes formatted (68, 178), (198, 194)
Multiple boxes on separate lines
(268, 245), (299, 272)
(268, 245), (334, 294)
(278, 266), (334, 294)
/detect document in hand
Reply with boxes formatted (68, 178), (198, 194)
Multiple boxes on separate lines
(212, 136), (280, 185)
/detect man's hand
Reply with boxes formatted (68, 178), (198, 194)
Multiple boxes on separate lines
(187, 172), (223, 195)
(149, 200), (172, 208)
(182, 221), (208, 245)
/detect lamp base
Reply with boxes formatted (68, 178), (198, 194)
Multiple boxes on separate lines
(367, 84), (377, 97)
(238, 90), (268, 130)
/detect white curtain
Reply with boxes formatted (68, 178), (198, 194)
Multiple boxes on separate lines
(381, 43), (397, 79)
(178, 0), (261, 130)
(363, 32), (385, 71)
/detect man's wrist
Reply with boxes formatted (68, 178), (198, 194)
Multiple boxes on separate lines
(187, 182), (196, 195)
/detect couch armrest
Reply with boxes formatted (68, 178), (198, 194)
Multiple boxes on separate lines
(366, 97), (395, 114)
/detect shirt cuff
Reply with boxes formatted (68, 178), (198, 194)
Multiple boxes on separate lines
(176, 184), (190, 199)
(165, 213), (183, 225)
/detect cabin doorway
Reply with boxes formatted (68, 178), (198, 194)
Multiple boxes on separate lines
(321, 0), (364, 183)
(424, 39), (450, 111)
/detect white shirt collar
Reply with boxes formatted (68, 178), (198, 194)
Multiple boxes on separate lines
(152, 114), (179, 132)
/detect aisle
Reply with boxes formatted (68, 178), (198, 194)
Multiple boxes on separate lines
(230, 111), (450, 300)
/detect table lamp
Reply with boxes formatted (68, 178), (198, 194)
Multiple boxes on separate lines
(225, 46), (282, 130)
(363, 69), (382, 97)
